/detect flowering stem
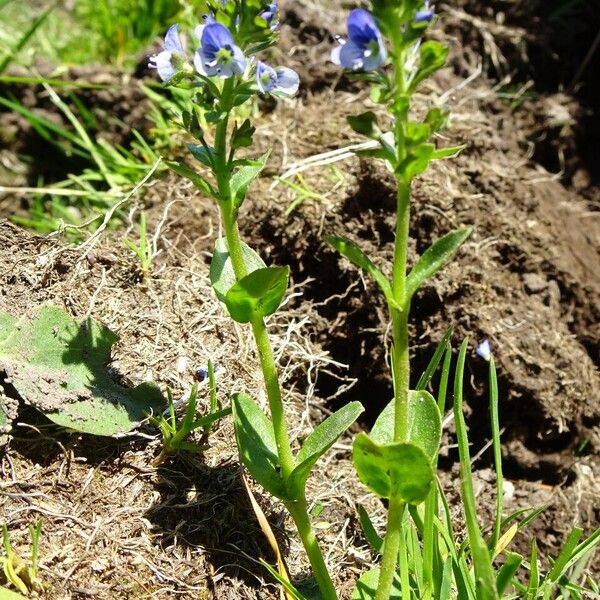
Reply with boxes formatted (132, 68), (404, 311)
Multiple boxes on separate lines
(377, 15), (413, 600)
(215, 83), (336, 600)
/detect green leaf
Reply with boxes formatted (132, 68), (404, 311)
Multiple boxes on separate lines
(430, 145), (465, 160)
(347, 112), (381, 138)
(326, 236), (399, 309)
(231, 118), (256, 149)
(287, 401), (363, 498)
(352, 567), (401, 599)
(496, 552), (523, 595)
(209, 237), (266, 302)
(454, 339), (499, 600)
(182, 109), (203, 139)
(188, 143), (216, 168)
(352, 433), (434, 503)
(224, 266), (289, 323)
(231, 392), (287, 499)
(415, 326), (453, 391)
(0, 587), (28, 599)
(406, 227), (472, 299)
(231, 151), (269, 208)
(424, 107), (449, 133)
(411, 40), (449, 91)
(165, 160), (216, 197)
(357, 505), (383, 554)
(371, 390), (441, 461)
(405, 122), (431, 146)
(0, 306), (164, 436)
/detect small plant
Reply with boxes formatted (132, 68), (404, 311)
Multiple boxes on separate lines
(0, 520), (43, 595)
(325, 3), (600, 600)
(123, 211), (153, 281)
(149, 361), (231, 465)
(150, 3), (363, 597)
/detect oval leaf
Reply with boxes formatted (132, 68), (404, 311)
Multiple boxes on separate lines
(371, 390), (441, 461)
(352, 568), (401, 600)
(326, 236), (399, 309)
(0, 306), (164, 437)
(210, 237), (266, 302)
(231, 392), (287, 499)
(231, 151), (269, 208)
(287, 401), (364, 498)
(406, 227), (472, 299)
(352, 433), (434, 503)
(225, 266), (289, 323)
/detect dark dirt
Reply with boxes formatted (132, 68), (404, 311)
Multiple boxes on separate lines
(0, 0), (599, 598)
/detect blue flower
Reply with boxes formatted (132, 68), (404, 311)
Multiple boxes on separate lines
(331, 9), (386, 71)
(416, 1), (434, 23)
(260, 2), (279, 31)
(149, 24), (185, 82)
(476, 340), (492, 361)
(194, 22), (246, 78)
(256, 61), (299, 96)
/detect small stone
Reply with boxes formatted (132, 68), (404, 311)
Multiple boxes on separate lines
(523, 273), (547, 294)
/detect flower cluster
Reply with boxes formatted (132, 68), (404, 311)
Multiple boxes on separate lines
(331, 2), (435, 72)
(149, 2), (298, 97)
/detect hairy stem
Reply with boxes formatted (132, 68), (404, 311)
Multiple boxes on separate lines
(286, 499), (338, 600)
(377, 15), (413, 600)
(214, 83), (336, 599)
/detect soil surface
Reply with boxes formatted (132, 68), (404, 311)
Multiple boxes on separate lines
(0, 1), (599, 598)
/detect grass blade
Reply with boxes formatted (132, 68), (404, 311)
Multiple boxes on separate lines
(496, 551), (522, 595)
(416, 326), (453, 391)
(488, 356), (504, 554)
(454, 338), (498, 600)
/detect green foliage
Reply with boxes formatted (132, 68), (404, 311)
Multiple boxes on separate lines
(225, 266), (290, 323)
(230, 152), (269, 208)
(405, 228), (472, 299)
(353, 434), (434, 503)
(0, 306), (164, 436)
(210, 237), (266, 302)
(149, 373), (231, 465)
(352, 568), (401, 599)
(1, 520), (43, 595)
(370, 390), (442, 461)
(286, 402), (364, 499)
(123, 211), (153, 281)
(231, 392), (288, 499)
(326, 236), (399, 309)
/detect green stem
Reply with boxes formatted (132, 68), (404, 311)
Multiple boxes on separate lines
(213, 85), (335, 598)
(375, 498), (405, 600)
(377, 15), (414, 600)
(286, 499), (338, 600)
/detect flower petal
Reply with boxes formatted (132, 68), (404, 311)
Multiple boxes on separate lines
(201, 22), (235, 58)
(164, 24), (184, 53)
(338, 39), (366, 70)
(149, 50), (176, 82)
(347, 8), (380, 47)
(275, 67), (299, 96)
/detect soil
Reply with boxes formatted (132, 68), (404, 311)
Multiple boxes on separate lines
(0, 1), (599, 598)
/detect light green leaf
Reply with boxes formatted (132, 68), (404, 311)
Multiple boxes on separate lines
(165, 160), (216, 198)
(0, 306), (164, 436)
(352, 567), (401, 599)
(231, 151), (269, 208)
(0, 587), (28, 599)
(209, 237), (266, 302)
(347, 112), (381, 138)
(231, 392), (287, 499)
(326, 236), (399, 309)
(352, 433), (434, 503)
(406, 227), (472, 299)
(371, 390), (442, 461)
(431, 145), (465, 160)
(224, 266), (289, 323)
(287, 401), (364, 499)
(411, 40), (449, 91)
